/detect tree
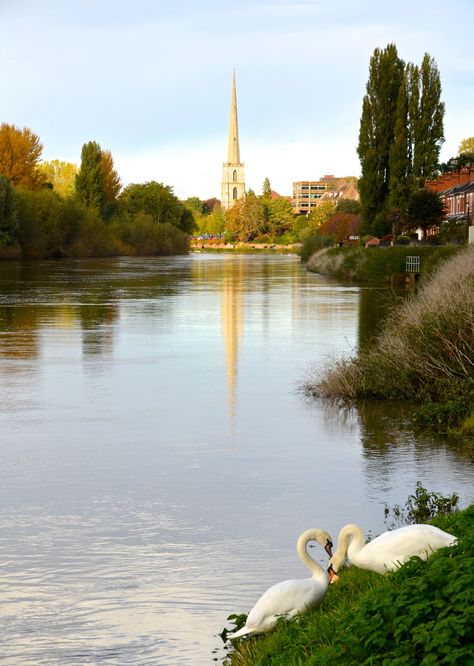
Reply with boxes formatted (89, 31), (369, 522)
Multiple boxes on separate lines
(406, 188), (444, 240)
(101, 150), (121, 203)
(358, 44), (405, 235)
(267, 197), (294, 236)
(388, 67), (413, 234)
(411, 54), (444, 183)
(358, 46), (445, 236)
(225, 192), (266, 241)
(119, 181), (196, 233)
(0, 123), (47, 190)
(336, 198), (360, 214)
(319, 212), (361, 245)
(262, 177), (272, 198)
(75, 141), (105, 213)
(306, 200), (337, 234)
(458, 137), (474, 154)
(0, 175), (19, 244)
(38, 160), (78, 197)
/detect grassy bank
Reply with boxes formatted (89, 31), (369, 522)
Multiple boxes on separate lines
(305, 245), (460, 282)
(306, 245), (474, 432)
(224, 504), (474, 665)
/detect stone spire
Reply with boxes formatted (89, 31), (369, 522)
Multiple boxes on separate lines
(221, 70), (245, 210)
(227, 70), (240, 164)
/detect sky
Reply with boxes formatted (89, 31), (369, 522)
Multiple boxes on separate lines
(1, 0), (473, 200)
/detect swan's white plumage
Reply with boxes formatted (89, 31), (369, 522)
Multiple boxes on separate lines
(228, 528), (331, 639)
(329, 523), (457, 576)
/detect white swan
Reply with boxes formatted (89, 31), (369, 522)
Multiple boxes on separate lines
(328, 523), (457, 577)
(228, 528), (333, 639)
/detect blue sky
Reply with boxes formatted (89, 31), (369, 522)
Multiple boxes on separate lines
(1, 0), (473, 199)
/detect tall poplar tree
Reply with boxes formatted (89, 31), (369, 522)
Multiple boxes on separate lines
(411, 53), (445, 184)
(75, 141), (105, 213)
(388, 67), (413, 234)
(358, 46), (445, 236)
(357, 44), (404, 235)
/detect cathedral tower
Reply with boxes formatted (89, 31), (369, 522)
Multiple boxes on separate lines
(221, 71), (245, 210)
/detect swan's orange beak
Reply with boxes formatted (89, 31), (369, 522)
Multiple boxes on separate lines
(327, 564), (340, 584)
(324, 540), (333, 557)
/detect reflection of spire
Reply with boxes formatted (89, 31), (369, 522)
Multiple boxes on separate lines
(221, 259), (243, 443)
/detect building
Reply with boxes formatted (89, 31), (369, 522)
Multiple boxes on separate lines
(292, 176), (359, 215)
(221, 72), (245, 210)
(425, 167), (474, 243)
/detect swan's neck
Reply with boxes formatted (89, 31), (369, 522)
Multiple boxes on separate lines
(331, 524), (366, 571)
(296, 529), (328, 583)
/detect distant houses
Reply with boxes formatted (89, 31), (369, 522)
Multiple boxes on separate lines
(291, 176), (359, 215)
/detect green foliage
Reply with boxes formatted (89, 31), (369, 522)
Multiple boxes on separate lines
(111, 212), (188, 255)
(0, 174), (19, 245)
(406, 188), (445, 238)
(336, 198), (360, 214)
(38, 159), (78, 197)
(226, 503), (474, 666)
(299, 233), (333, 262)
(262, 177), (272, 198)
(16, 188), (83, 258)
(358, 46), (444, 236)
(358, 44), (404, 233)
(119, 181), (195, 233)
(266, 197), (294, 236)
(75, 141), (105, 213)
(384, 482), (459, 528)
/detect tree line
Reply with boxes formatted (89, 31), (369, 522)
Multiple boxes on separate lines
(0, 124), (193, 259)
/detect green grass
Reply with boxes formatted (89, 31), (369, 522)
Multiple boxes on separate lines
(305, 245), (460, 282)
(224, 505), (474, 665)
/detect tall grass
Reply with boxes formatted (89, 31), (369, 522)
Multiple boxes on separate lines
(307, 246), (474, 426)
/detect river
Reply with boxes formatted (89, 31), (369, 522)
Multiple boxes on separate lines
(0, 254), (472, 665)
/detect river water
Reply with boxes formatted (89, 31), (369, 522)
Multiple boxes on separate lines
(0, 254), (472, 665)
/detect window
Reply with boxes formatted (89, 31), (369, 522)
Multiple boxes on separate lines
(233, 187), (238, 199)
(233, 170), (237, 182)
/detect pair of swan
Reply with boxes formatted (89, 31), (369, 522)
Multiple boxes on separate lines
(228, 523), (456, 639)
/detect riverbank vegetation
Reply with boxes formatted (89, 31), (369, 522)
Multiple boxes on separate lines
(306, 245), (474, 433)
(223, 496), (474, 666)
(304, 244), (460, 281)
(0, 125), (192, 259)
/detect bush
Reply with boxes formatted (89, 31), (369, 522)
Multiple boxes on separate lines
(299, 233), (333, 262)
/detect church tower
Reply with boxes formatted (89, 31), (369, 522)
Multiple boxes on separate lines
(221, 71), (245, 210)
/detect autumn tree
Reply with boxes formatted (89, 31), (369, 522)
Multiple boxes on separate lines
(0, 123), (47, 190)
(39, 160), (78, 197)
(75, 141), (105, 213)
(225, 192), (266, 241)
(458, 137), (474, 155)
(101, 150), (121, 203)
(319, 212), (361, 245)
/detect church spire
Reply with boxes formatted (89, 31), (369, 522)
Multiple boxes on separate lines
(227, 69), (240, 164)
(221, 70), (245, 210)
